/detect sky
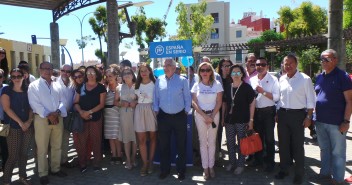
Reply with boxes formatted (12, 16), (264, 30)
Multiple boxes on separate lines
(0, 0), (328, 66)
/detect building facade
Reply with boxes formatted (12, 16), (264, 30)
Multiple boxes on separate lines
(0, 38), (51, 77)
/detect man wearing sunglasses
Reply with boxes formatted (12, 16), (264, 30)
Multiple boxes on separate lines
(249, 57), (280, 172)
(56, 64), (76, 169)
(314, 49), (352, 184)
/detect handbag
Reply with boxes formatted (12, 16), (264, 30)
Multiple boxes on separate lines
(64, 107), (84, 133)
(0, 123), (10, 137)
(240, 130), (263, 155)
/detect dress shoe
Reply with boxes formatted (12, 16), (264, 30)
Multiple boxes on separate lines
(293, 175), (303, 184)
(80, 167), (87, 173)
(225, 164), (233, 171)
(159, 172), (169, 180)
(51, 170), (67, 177)
(275, 171), (289, 179)
(178, 173), (185, 180)
(39, 176), (49, 185)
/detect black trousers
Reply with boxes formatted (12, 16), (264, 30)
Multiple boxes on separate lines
(277, 109), (306, 177)
(0, 136), (8, 170)
(253, 106), (276, 167)
(157, 109), (187, 174)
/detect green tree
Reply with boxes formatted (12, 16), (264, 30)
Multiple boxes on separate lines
(277, 2), (327, 39)
(298, 46), (321, 77)
(344, 0), (352, 28)
(175, 0), (214, 46)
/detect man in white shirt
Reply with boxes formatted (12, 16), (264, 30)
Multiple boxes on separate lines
(28, 62), (68, 185)
(250, 57), (280, 172)
(57, 64), (75, 168)
(275, 54), (316, 184)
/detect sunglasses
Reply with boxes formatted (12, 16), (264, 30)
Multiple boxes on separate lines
(222, 65), (231, 68)
(320, 57), (332, 63)
(86, 72), (96, 75)
(73, 75), (83, 80)
(11, 75), (23, 79)
(256, 63), (267, 67)
(0, 52), (5, 54)
(200, 68), (212, 73)
(61, 70), (72, 73)
(231, 71), (242, 77)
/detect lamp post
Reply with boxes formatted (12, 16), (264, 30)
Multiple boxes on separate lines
(59, 39), (73, 67)
(193, 46), (202, 69)
(68, 11), (97, 65)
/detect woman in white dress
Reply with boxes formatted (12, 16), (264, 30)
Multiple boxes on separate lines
(134, 63), (157, 176)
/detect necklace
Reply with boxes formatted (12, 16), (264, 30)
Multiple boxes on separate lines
(229, 82), (242, 114)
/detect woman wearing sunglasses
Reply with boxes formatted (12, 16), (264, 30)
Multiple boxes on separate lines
(225, 64), (255, 175)
(0, 48), (9, 82)
(74, 66), (106, 173)
(1, 68), (33, 185)
(191, 62), (223, 180)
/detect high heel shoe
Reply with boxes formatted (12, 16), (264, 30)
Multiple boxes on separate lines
(209, 168), (215, 178)
(203, 169), (210, 180)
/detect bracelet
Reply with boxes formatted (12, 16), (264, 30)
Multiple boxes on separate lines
(250, 118), (254, 122)
(89, 110), (93, 114)
(343, 119), (350, 124)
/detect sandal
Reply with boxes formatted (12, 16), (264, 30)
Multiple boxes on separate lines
(140, 166), (147, 177)
(147, 162), (154, 174)
(19, 177), (32, 185)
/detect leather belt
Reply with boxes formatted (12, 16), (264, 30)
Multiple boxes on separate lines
(202, 109), (213, 114)
(279, 108), (305, 112)
(256, 106), (274, 111)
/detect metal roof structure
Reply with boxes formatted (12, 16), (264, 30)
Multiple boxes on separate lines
(0, 0), (107, 21)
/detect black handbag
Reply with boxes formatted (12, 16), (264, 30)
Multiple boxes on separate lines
(64, 108), (84, 133)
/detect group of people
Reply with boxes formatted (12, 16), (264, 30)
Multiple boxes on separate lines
(0, 46), (350, 185)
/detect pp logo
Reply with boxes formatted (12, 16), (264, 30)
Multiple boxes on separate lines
(155, 45), (164, 55)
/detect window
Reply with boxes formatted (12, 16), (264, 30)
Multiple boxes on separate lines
(236, 30), (242, 38)
(236, 49), (242, 61)
(211, 13), (219, 23)
(19, 52), (24, 61)
(211, 28), (219, 39)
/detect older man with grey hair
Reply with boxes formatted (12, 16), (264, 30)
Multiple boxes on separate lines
(314, 49), (352, 184)
(57, 64), (76, 168)
(153, 58), (191, 181)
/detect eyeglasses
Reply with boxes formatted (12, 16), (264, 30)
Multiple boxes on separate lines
(199, 68), (212, 73)
(222, 65), (231, 68)
(256, 63), (267, 67)
(11, 75), (23, 79)
(40, 68), (53, 71)
(231, 71), (242, 77)
(61, 70), (72, 73)
(73, 75), (83, 80)
(86, 72), (96, 75)
(123, 72), (133, 76)
(320, 57), (333, 63)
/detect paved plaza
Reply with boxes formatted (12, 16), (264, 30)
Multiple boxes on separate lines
(1, 126), (352, 185)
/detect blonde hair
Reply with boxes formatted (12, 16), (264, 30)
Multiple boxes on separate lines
(197, 62), (215, 85)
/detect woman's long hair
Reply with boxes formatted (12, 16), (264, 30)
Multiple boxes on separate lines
(135, 62), (155, 89)
(9, 68), (28, 92)
(0, 48), (9, 81)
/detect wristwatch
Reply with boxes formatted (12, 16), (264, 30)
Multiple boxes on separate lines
(306, 115), (312, 119)
(56, 109), (61, 115)
(343, 119), (350, 124)
(263, 92), (267, 96)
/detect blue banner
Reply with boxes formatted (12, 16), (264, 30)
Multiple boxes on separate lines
(149, 40), (193, 58)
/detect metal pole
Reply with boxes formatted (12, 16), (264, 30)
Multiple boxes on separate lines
(62, 45), (73, 67)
